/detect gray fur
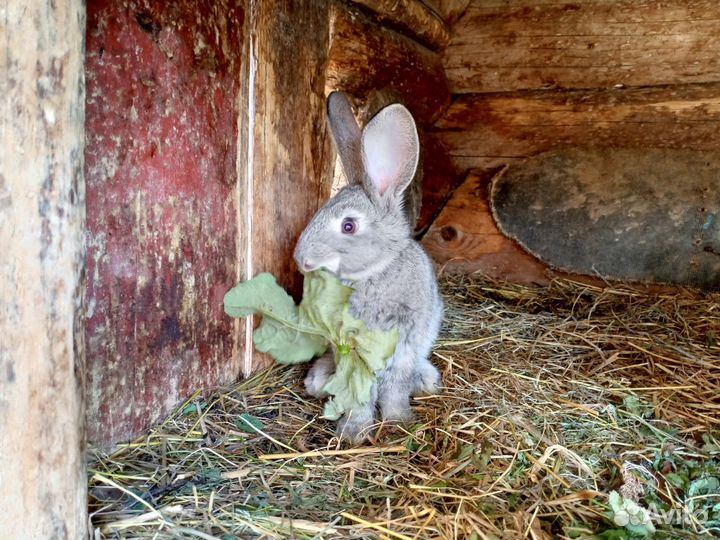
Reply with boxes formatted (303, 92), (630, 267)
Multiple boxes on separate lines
(295, 93), (443, 444)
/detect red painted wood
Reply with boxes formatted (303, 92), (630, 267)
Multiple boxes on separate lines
(85, 0), (244, 444)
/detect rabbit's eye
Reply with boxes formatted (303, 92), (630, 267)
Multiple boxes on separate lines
(341, 218), (356, 235)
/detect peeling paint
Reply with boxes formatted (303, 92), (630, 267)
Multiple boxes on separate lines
(85, 0), (244, 444)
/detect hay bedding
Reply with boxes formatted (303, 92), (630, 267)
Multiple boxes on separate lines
(89, 275), (720, 540)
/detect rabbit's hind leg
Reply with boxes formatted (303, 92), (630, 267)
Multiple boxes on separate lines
(337, 384), (378, 444)
(412, 357), (440, 396)
(378, 353), (415, 425)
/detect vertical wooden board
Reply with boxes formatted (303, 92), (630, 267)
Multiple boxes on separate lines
(246, 0), (335, 372)
(85, 0), (245, 443)
(444, 0), (720, 93)
(0, 1), (87, 538)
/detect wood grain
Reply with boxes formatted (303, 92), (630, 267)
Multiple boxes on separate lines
(0, 1), (87, 537)
(434, 83), (720, 171)
(349, 0), (450, 49)
(422, 170), (549, 283)
(431, 0), (471, 24)
(246, 0), (336, 372)
(445, 0), (720, 93)
(326, 3), (451, 126)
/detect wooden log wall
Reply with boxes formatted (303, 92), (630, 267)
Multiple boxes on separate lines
(0, 1), (88, 538)
(424, 0), (720, 281)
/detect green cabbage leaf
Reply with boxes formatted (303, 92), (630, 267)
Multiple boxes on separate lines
(224, 270), (398, 419)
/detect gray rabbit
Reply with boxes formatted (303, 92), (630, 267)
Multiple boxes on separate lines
(294, 92), (443, 444)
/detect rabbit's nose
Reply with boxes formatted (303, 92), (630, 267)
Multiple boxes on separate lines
(297, 256), (317, 273)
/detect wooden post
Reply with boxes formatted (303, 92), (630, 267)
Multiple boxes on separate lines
(242, 0), (336, 374)
(0, 2), (87, 539)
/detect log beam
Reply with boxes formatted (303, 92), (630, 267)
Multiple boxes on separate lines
(327, 3), (451, 126)
(445, 0), (720, 94)
(434, 83), (720, 172)
(0, 1), (87, 537)
(348, 0), (451, 50)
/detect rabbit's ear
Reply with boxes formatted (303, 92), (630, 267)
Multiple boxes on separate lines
(361, 103), (419, 201)
(327, 91), (364, 185)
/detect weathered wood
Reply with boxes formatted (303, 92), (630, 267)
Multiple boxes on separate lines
(415, 131), (465, 236)
(327, 3), (451, 126)
(85, 0), (246, 443)
(422, 170), (549, 283)
(492, 148), (720, 290)
(433, 0), (471, 24)
(445, 0), (720, 93)
(0, 1), (87, 538)
(349, 0), (450, 50)
(434, 83), (720, 171)
(246, 0), (336, 373)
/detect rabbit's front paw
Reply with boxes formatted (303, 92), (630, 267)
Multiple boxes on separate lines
(337, 411), (376, 444)
(304, 353), (335, 398)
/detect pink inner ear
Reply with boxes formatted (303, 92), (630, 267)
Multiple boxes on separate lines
(377, 176), (392, 196)
(362, 104), (419, 198)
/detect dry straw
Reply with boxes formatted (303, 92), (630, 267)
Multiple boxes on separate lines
(89, 274), (720, 539)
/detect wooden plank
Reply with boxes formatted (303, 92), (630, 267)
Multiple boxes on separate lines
(0, 0), (87, 537)
(434, 0), (471, 24)
(349, 0), (450, 50)
(422, 170), (550, 283)
(246, 0), (336, 373)
(433, 83), (720, 171)
(444, 0), (720, 93)
(85, 0), (246, 443)
(327, 3), (451, 126)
